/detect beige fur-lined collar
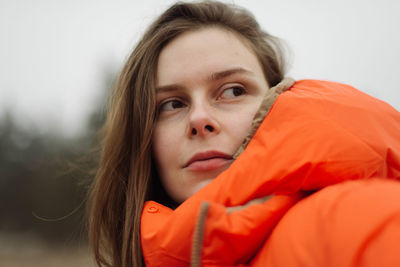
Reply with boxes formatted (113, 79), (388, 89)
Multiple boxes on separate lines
(233, 77), (295, 159)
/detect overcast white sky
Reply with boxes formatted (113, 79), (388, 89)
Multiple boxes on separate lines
(1, 0), (399, 137)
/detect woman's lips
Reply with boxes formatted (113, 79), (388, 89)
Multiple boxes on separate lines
(184, 151), (233, 172)
(185, 157), (232, 172)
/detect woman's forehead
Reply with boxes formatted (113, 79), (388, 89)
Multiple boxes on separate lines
(156, 27), (263, 88)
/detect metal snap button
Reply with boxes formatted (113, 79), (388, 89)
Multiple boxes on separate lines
(147, 206), (159, 213)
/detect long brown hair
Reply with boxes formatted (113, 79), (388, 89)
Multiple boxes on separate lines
(87, 1), (286, 266)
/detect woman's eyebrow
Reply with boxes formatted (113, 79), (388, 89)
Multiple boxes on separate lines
(156, 84), (185, 93)
(208, 67), (253, 81)
(156, 67), (253, 92)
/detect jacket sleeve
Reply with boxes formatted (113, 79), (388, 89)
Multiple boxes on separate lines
(251, 178), (400, 267)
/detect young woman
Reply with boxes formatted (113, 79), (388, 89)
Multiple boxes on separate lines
(87, 1), (400, 267)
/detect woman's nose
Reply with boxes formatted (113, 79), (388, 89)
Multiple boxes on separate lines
(188, 102), (220, 138)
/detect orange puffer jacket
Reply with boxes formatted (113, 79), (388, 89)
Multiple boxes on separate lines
(141, 79), (400, 267)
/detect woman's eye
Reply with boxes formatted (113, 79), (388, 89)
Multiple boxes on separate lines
(159, 99), (185, 112)
(220, 86), (245, 99)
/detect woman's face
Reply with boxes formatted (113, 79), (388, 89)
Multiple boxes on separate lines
(152, 27), (269, 203)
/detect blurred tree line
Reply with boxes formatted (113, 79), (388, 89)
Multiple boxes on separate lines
(0, 67), (115, 245)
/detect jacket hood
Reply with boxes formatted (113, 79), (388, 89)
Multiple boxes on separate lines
(141, 79), (400, 266)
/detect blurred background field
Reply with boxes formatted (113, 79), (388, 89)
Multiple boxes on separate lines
(0, 88), (105, 266)
(0, 234), (93, 267)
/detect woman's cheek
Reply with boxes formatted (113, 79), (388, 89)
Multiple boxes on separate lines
(226, 109), (256, 139)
